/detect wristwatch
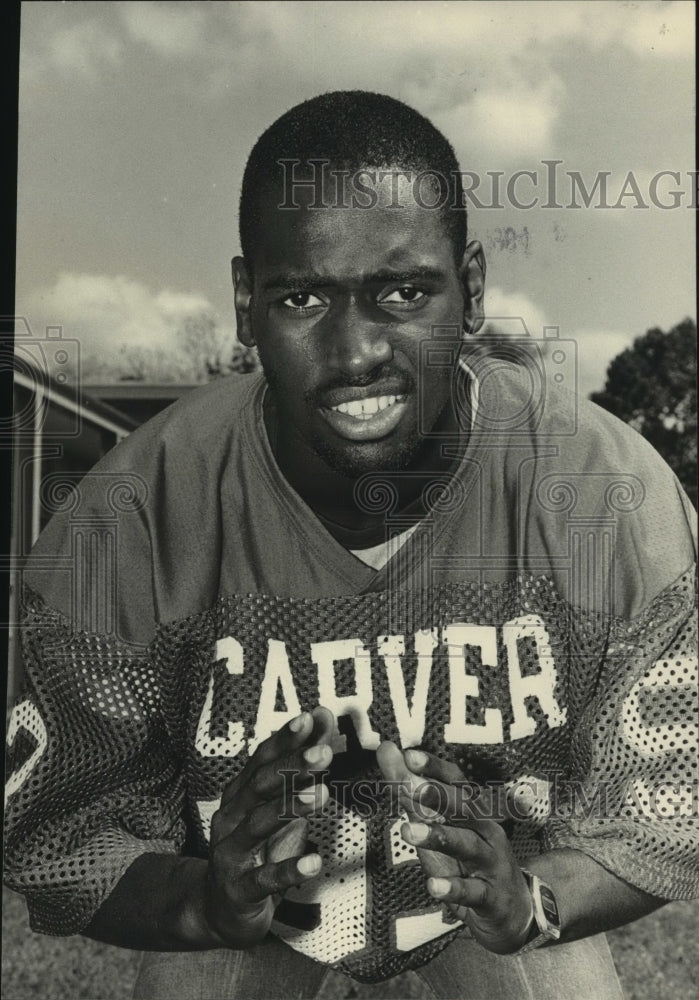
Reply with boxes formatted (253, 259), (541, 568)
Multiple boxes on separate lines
(514, 869), (562, 953)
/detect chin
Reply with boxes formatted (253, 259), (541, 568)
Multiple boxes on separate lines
(312, 433), (424, 480)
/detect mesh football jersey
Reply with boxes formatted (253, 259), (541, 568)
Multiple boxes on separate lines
(5, 364), (698, 982)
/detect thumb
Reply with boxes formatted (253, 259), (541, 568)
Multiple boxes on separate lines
(266, 817), (308, 864)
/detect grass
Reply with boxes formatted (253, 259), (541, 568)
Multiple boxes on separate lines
(2, 889), (697, 1000)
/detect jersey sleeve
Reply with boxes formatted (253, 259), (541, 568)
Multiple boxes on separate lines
(4, 449), (187, 935)
(542, 473), (698, 900)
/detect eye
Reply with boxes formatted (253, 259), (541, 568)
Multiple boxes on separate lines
(281, 291), (324, 310)
(379, 286), (426, 305)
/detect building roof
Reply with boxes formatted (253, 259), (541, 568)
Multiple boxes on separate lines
(81, 382), (200, 426)
(14, 366), (141, 434)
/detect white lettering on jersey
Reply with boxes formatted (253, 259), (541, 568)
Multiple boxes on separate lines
(5, 699), (48, 803)
(443, 624), (504, 744)
(271, 802), (368, 964)
(311, 638), (381, 751)
(201, 616), (566, 755)
(196, 796), (221, 842)
(195, 636), (246, 757)
(394, 910), (460, 952)
(503, 615), (566, 740)
(379, 629), (438, 748)
(622, 655), (698, 756)
(249, 639), (303, 755)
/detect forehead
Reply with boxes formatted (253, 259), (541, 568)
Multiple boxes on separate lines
(251, 172), (457, 283)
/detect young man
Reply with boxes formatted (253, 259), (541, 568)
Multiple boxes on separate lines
(5, 92), (697, 999)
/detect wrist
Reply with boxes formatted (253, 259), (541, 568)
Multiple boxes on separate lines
(171, 858), (229, 949)
(513, 879), (536, 949)
(512, 869), (562, 954)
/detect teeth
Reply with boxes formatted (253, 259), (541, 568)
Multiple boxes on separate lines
(331, 394), (404, 418)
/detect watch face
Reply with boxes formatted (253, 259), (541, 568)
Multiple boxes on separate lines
(540, 885), (561, 929)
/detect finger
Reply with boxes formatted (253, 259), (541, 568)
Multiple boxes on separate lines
(309, 706), (336, 745)
(241, 741), (333, 803)
(402, 750), (513, 823)
(376, 740), (412, 786)
(219, 741), (332, 835)
(426, 875), (489, 912)
(214, 781), (328, 850)
(401, 821), (493, 867)
(397, 789), (446, 825)
(241, 711), (315, 776)
(239, 782), (329, 852)
(226, 709), (336, 809)
(234, 853), (323, 907)
(401, 776), (481, 823)
(377, 740), (432, 810)
(403, 774), (507, 826)
(220, 711), (322, 809)
(403, 749), (467, 785)
(266, 817), (308, 864)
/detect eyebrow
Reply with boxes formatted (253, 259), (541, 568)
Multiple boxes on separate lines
(261, 266), (448, 293)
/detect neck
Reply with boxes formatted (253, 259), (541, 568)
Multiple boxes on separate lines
(263, 391), (468, 540)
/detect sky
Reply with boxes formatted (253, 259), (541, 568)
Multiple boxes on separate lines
(16, 0), (696, 396)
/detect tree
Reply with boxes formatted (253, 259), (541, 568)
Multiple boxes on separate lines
(590, 318), (697, 505)
(68, 310), (260, 384)
(179, 313), (259, 379)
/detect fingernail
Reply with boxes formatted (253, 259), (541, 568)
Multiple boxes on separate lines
(420, 806), (446, 824)
(290, 712), (309, 733)
(296, 787), (318, 804)
(404, 822), (430, 844)
(428, 877), (451, 897)
(297, 854), (321, 876)
(512, 782), (537, 811)
(304, 744), (329, 765)
(406, 750), (428, 768)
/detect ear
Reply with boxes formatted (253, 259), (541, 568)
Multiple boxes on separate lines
(459, 240), (486, 336)
(231, 256), (255, 346)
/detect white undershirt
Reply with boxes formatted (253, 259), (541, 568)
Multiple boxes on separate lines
(350, 522), (420, 570)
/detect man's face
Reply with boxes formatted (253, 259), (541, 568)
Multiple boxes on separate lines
(236, 171), (471, 479)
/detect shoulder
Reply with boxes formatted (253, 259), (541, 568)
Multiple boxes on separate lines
(478, 360), (696, 615)
(24, 374), (267, 636)
(97, 373), (264, 473)
(480, 357), (690, 492)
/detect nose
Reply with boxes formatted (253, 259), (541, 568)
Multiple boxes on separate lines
(325, 297), (393, 379)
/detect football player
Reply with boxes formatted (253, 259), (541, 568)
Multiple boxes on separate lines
(6, 91), (697, 999)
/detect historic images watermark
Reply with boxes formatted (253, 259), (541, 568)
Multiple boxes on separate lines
(277, 159), (698, 212)
(279, 771), (699, 823)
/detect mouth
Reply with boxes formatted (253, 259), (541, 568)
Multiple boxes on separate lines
(319, 392), (410, 441)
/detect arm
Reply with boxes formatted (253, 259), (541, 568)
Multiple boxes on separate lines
(523, 847), (663, 942)
(4, 602), (334, 952)
(379, 744), (667, 954)
(84, 853), (225, 950)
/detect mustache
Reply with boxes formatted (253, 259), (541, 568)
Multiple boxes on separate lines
(308, 366), (416, 403)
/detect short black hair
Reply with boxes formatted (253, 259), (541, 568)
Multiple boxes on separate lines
(239, 90), (467, 275)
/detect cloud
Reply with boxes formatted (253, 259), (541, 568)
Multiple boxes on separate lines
(51, 20), (122, 77)
(434, 81), (563, 161)
(597, 0), (694, 58)
(22, 16), (123, 86)
(482, 287), (549, 338)
(479, 292), (635, 400)
(21, 1), (692, 165)
(119, 1), (206, 57)
(24, 273), (236, 382)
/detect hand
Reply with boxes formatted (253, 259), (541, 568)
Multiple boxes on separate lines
(382, 743), (534, 955)
(204, 707), (335, 948)
(377, 741), (463, 881)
